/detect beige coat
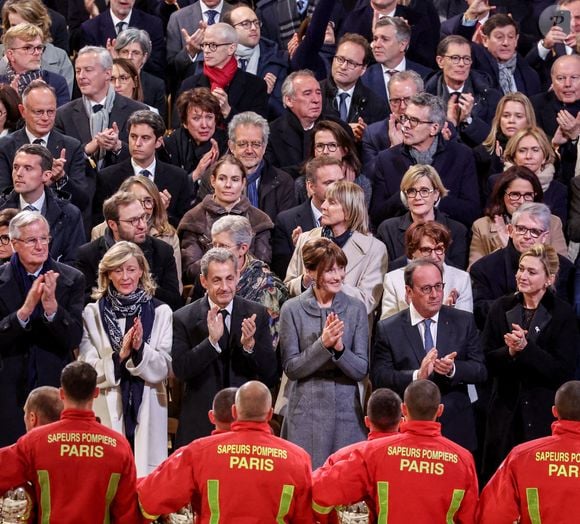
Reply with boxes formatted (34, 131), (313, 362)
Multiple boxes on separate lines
(469, 214), (568, 269)
(284, 228), (388, 315)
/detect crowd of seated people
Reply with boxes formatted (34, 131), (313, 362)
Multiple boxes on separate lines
(1, 0), (580, 520)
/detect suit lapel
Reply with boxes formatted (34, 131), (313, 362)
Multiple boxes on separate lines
(0, 264), (23, 311)
(435, 308), (453, 357)
(401, 310), (426, 365)
(72, 100), (92, 144)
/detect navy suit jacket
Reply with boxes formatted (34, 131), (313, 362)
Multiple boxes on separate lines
(0, 70), (69, 107)
(361, 60), (432, 104)
(172, 295), (279, 446)
(81, 8), (165, 78)
(372, 306), (487, 450)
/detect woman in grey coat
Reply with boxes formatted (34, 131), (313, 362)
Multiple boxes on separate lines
(279, 237), (369, 468)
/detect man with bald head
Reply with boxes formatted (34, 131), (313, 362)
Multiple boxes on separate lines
(479, 380), (580, 523)
(138, 381), (314, 522)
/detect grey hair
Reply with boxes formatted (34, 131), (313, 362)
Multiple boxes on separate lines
(77, 46), (113, 70)
(409, 92), (446, 128)
(209, 22), (239, 45)
(9, 210), (49, 240)
(200, 247), (238, 276)
(403, 259), (442, 288)
(211, 215), (254, 246)
(388, 70), (424, 94)
(512, 202), (551, 232)
(375, 16), (411, 43)
(228, 111), (270, 145)
(114, 27), (152, 57)
(281, 69), (317, 105)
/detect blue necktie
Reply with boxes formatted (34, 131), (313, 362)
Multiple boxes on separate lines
(206, 10), (218, 24)
(423, 318), (434, 352)
(140, 169), (152, 179)
(338, 92), (349, 121)
(246, 171), (260, 208)
(239, 58), (248, 71)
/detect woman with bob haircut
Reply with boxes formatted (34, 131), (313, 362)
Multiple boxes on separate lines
(79, 241), (172, 477)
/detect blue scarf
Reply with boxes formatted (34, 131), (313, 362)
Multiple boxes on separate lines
(246, 161), (263, 208)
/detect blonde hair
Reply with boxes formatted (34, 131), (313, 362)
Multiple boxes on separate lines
(504, 127), (555, 167)
(92, 241), (156, 299)
(482, 92), (536, 153)
(519, 243), (559, 281)
(400, 164), (448, 208)
(3, 22), (43, 47)
(2, 0), (52, 42)
(324, 180), (369, 234)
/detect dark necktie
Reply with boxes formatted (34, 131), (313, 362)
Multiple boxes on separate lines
(219, 309), (231, 385)
(219, 309), (230, 348)
(386, 69), (398, 77)
(296, 0), (307, 15)
(32, 138), (44, 145)
(206, 10), (218, 24)
(338, 92), (349, 121)
(92, 104), (104, 113)
(239, 58), (248, 71)
(140, 169), (152, 179)
(423, 318), (434, 352)
(23, 205), (37, 211)
(116, 21), (127, 34)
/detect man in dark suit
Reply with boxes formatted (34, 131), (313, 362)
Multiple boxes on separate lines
(372, 258), (487, 451)
(320, 33), (387, 140)
(74, 191), (183, 311)
(55, 46), (147, 174)
(94, 110), (192, 228)
(80, 0), (165, 78)
(222, 4), (289, 120)
(361, 70), (423, 178)
(172, 248), (279, 446)
(178, 23), (269, 122)
(0, 144), (86, 266)
(271, 156), (344, 278)
(361, 17), (431, 105)
(470, 202), (575, 330)
(228, 111), (295, 224)
(0, 80), (90, 219)
(0, 210), (84, 445)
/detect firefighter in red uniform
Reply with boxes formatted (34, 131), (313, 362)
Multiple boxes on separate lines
(312, 380), (479, 523)
(479, 380), (580, 524)
(0, 361), (140, 524)
(208, 387), (238, 435)
(138, 380), (314, 523)
(320, 388), (402, 524)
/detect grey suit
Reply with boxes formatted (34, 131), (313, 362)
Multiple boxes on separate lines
(280, 288), (369, 468)
(372, 306), (487, 451)
(166, 1), (233, 71)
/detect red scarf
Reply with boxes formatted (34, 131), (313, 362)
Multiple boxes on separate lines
(204, 56), (238, 91)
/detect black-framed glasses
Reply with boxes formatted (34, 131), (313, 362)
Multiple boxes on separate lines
(405, 187), (436, 199)
(513, 225), (545, 238)
(10, 44), (45, 55)
(417, 246), (445, 257)
(138, 198), (154, 210)
(14, 235), (51, 247)
(333, 55), (363, 70)
(233, 19), (262, 30)
(399, 114), (434, 128)
(390, 96), (411, 107)
(0, 234), (10, 245)
(314, 142), (338, 153)
(415, 282), (445, 295)
(505, 191), (535, 202)
(118, 213), (148, 227)
(443, 55), (472, 65)
(201, 42), (233, 52)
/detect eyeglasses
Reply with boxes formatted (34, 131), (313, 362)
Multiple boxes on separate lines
(14, 235), (51, 247)
(200, 42), (233, 52)
(399, 114), (434, 128)
(233, 19), (262, 30)
(405, 187), (436, 199)
(29, 109), (56, 118)
(0, 110), (7, 117)
(119, 49), (144, 58)
(390, 96), (411, 107)
(234, 140), (263, 149)
(211, 241), (237, 249)
(333, 55), (363, 70)
(111, 74), (133, 83)
(417, 246), (445, 257)
(415, 282), (445, 295)
(505, 191), (535, 202)
(443, 55), (472, 65)
(513, 225), (545, 238)
(118, 213), (148, 227)
(314, 142), (338, 153)
(0, 234), (10, 245)
(139, 197), (154, 210)
(10, 45), (45, 55)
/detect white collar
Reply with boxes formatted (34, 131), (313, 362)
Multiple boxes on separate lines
(131, 157), (156, 177)
(201, 0), (223, 14)
(336, 84), (355, 97)
(110, 10), (132, 27)
(25, 128), (51, 145)
(381, 57), (406, 74)
(20, 191), (46, 213)
(409, 302), (440, 327)
(446, 83), (465, 94)
(208, 297), (233, 315)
